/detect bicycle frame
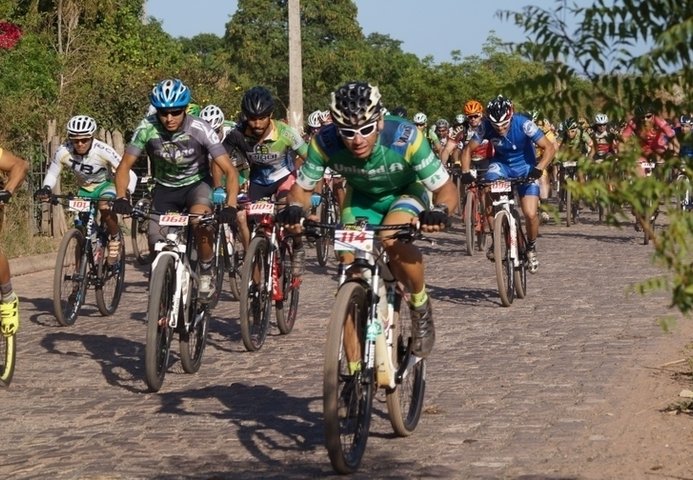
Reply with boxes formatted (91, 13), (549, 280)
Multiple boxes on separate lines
(334, 224), (421, 389)
(488, 181), (522, 269)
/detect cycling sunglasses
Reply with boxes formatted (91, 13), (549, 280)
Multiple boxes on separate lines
(467, 114), (482, 120)
(338, 122), (378, 139)
(157, 108), (185, 117)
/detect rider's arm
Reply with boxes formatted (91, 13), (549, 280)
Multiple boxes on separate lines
(439, 138), (457, 165)
(460, 139), (479, 172)
(534, 135), (556, 171)
(431, 177), (460, 216)
(212, 153), (240, 208)
(115, 152), (139, 199)
(0, 148), (28, 193)
(41, 148), (66, 190)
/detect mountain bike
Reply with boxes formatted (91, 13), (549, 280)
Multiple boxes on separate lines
(0, 325), (16, 386)
(639, 161), (659, 245)
(313, 171), (341, 267)
(309, 220), (427, 474)
(463, 169), (488, 256)
(559, 160), (580, 226)
(131, 206), (214, 392)
(208, 191), (246, 307)
(46, 194), (126, 326)
(485, 178), (529, 307)
(130, 175), (154, 265)
(239, 198), (301, 351)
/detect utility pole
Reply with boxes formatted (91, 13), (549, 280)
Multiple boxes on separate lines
(287, 0), (303, 130)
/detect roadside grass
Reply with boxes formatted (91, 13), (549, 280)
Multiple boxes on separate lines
(0, 192), (59, 258)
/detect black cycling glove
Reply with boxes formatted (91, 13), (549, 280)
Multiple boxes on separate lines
(276, 205), (305, 225)
(219, 206), (238, 229)
(419, 204), (451, 228)
(34, 186), (52, 200)
(0, 190), (11, 204)
(460, 171), (476, 185)
(112, 197), (133, 215)
(528, 167), (544, 180)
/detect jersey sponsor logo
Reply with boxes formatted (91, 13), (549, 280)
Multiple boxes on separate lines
(159, 144), (195, 163)
(249, 143), (281, 164)
(68, 159), (106, 176)
(523, 120), (539, 137)
(334, 163), (403, 177)
(393, 124), (414, 147)
(413, 152), (436, 172)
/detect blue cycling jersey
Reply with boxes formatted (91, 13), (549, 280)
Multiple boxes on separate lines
(472, 114), (544, 170)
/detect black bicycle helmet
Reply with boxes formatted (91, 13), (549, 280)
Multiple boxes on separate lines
(330, 82), (383, 127)
(241, 86), (275, 118)
(634, 102), (654, 118)
(486, 95), (514, 125)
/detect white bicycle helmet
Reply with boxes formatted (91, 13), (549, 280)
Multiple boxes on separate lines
(200, 104), (225, 130)
(67, 115), (97, 137)
(594, 113), (609, 125)
(330, 82), (382, 127)
(307, 110), (322, 129)
(413, 112), (427, 124)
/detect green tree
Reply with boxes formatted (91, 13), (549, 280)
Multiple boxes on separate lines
(503, 0), (693, 314)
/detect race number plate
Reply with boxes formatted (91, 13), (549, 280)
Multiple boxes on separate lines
(68, 199), (90, 212)
(562, 161), (578, 167)
(159, 213), (189, 226)
(334, 228), (374, 252)
(247, 202), (275, 216)
(490, 180), (512, 193)
(641, 162), (655, 170)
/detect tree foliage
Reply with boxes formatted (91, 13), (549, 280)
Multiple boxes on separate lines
(503, 0), (692, 314)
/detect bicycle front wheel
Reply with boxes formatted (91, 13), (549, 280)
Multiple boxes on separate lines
(179, 303), (210, 374)
(493, 213), (514, 307)
(0, 333), (16, 387)
(463, 189), (476, 256)
(315, 197), (330, 267)
(386, 293), (426, 436)
(239, 236), (272, 351)
(144, 255), (176, 392)
(53, 228), (87, 326)
(275, 237), (300, 335)
(513, 215), (527, 299)
(96, 232), (126, 316)
(323, 281), (373, 474)
(131, 198), (152, 265)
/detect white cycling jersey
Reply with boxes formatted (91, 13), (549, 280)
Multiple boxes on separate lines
(43, 138), (137, 193)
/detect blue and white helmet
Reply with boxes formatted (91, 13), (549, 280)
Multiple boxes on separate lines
(149, 79), (191, 109)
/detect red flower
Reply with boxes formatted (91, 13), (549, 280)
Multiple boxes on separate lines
(0, 22), (22, 50)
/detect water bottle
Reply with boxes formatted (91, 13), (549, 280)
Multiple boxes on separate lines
(311, 193), (321, 208)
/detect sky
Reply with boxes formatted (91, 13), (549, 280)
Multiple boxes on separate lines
(145, 0), (580, 63)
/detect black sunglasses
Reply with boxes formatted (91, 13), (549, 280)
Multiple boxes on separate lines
(157, 109), (185, 117)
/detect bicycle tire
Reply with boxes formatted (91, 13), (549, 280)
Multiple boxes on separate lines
(323, 281), (373, 474)
(131, 198), (152, 265)
(144, 255), (176, 392)
(315, 198), (330, 267)
(386, 291), (426, 436)
(475, 194), (488, 252)
(227, 226), (244, 301)
(566, 188), (573, 227)
(179, 303), (209, 374)
(464, 189), (475, 256)
(207, 227), (227, 310)
(53, 228), (87, 326)
(0, 333), (16, 387)
(513, 213), (527, 299)
(493, 213), (514, 307)
(239, 235), (272, 351)
(456, 176), (464, 219)
(275, 237), (300, 335)
(95, 231), (126, 316)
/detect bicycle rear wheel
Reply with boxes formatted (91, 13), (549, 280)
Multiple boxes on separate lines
(179, 302), (209, 374)
(144, 255), (176, 392)
(323, 281), (373, 474)
(386, 292), (426, 436)
(275, 237), (300, 335)
(566, 188), (573, 227)
(53, 228), (87, 326)
(227, 226), (244, 301)
(0, 333), (16, 387)
(96, 232), (126, 316)
(239, 236), (272, 351)
(513, 216), (527, 299)
(493, 213), (514, 307)
(464, 189), (476, 256)
(131, 197), (152, 265)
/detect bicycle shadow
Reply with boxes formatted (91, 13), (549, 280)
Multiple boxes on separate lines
(427, 284), (504, 308)
(25, 295), (109, 327)
(39, 330), (146, 393)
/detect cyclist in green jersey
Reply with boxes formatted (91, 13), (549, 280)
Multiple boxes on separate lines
(0, 146), (28, 336)
(278, 82), (458, 359)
